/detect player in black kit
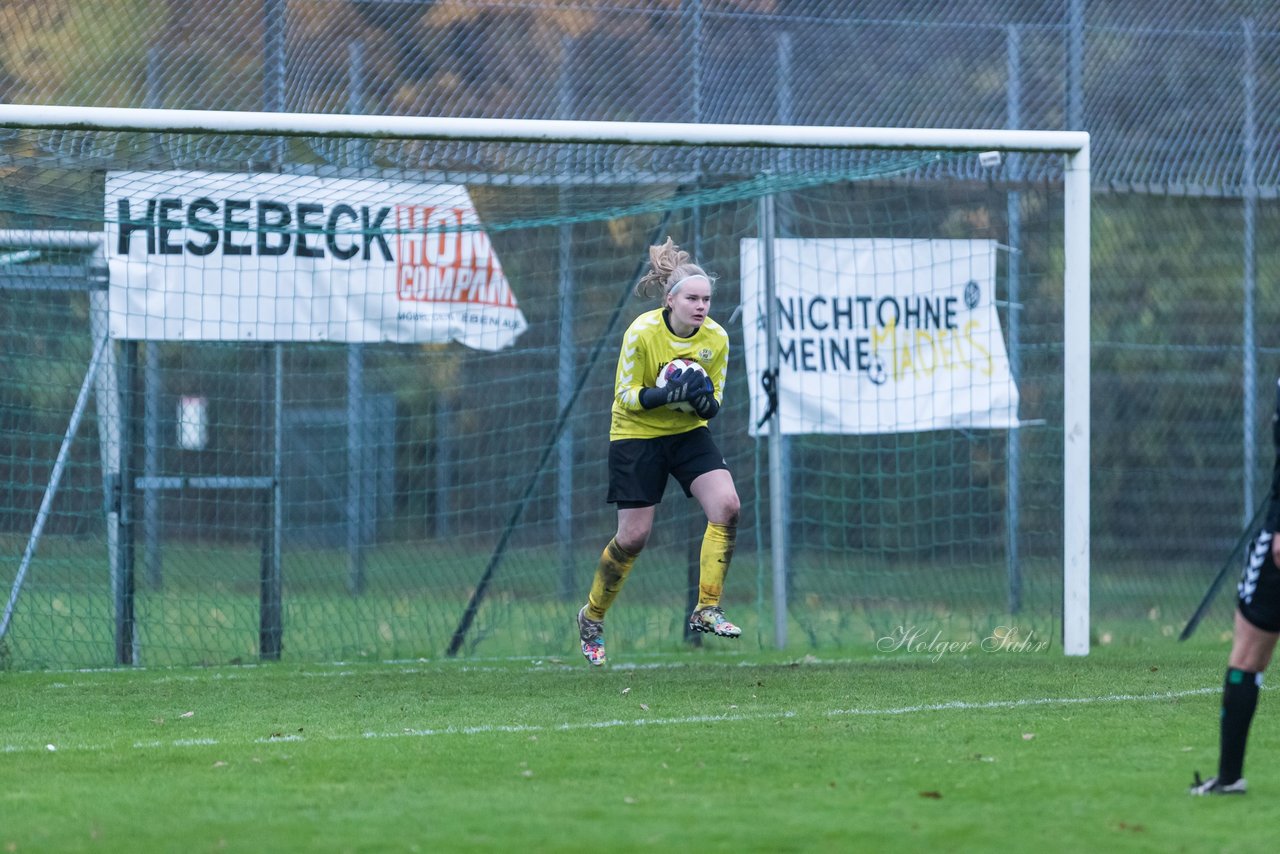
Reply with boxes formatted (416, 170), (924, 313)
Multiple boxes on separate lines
(1191, 378), (1280, 795)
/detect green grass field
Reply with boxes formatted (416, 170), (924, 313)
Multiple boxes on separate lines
(2, 639), (1275, 852)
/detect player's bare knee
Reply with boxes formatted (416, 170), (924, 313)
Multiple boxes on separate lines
(1229, 641), (1277, 673)
(1230, 612), (1280, 671)
(710, 499), (739, 527)
(614, 531), (648, 555)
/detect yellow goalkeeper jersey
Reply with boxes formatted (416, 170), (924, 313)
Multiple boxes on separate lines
(609, 308), (730, 440)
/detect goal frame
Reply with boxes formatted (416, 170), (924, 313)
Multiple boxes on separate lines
(0, 103), (1091, 656)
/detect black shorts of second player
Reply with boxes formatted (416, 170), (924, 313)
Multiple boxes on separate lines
(1238, 530), (1280, 633)
(607, 427), (729, 508)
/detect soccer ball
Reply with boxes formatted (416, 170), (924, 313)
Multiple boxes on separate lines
(655, 358), (708, 413)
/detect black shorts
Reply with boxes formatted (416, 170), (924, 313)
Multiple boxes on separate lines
(1238, 530), (1280, 633)
(607, 427), (729, 508)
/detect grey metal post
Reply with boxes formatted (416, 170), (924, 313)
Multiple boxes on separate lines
(142, 343), (162, 590)
(275, 347), (284, 640)
(774, 31), (795, 610)
(759, 194), (786, 648)
(683, 0), (703, 123)
(1005, 24), (1023, 614)
(683, 3), (706, 640)
(1067, 0), (1084, 131)
(1242, 18), (1258, 525)
(263, 0), (286, 166)
(260, 346), (284, 659)
(143, 46), (163, 589)
(347, 341), (366, 594)
(347, 40), (371, 164)
(776, 31), (794, 233)
(261, 0), (287, 634)
(347, 40), (368, 595)
(263, 0), (285, 111)
(117, 342), (139, 664)
(776, 32), (794, 146)
(434, 401), (453, 539)
(556, 35), (576, 600)
(556, 212), (575, 600)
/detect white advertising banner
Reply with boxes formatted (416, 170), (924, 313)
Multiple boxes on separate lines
(741, 238), (1019, 435)
(106, 171), (526, 350)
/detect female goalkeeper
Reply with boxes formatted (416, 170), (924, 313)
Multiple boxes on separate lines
(575, 237), (741, 666)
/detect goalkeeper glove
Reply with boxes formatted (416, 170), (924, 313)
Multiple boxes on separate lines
(689, 388), (720, 420)
(639, 368), (702, 409)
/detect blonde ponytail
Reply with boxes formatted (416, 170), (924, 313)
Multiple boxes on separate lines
(633, 236), (711, 300)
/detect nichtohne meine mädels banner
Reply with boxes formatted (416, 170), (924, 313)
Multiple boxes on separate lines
(740, 238), (1019, 435)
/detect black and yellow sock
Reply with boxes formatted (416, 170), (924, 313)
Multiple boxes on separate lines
(696, 522), (737, 609)
(1219, 667), (1261, 784)
(585, 538), (639, 621)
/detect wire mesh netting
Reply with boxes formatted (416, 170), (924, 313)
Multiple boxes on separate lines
(3, 1), (1278, 191)
(0, 125), (1078, 667)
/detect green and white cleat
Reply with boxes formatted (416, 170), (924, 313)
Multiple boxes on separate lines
(688, 605), (741, 638)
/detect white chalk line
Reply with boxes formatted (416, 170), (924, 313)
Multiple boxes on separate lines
(37, 658), (724, 689)
(826, 686), (1221, 716)
(4, 685), (1219, 756)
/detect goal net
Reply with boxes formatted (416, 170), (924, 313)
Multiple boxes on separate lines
(0, 107), (1088, 668)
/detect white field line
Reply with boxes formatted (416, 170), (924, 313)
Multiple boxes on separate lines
(826, 686), (1221, 717)
(3, 686), (1219, 756)
(38, 659), (705, 688)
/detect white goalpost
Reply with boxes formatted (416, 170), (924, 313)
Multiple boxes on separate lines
(0, 103), (1089, 663)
